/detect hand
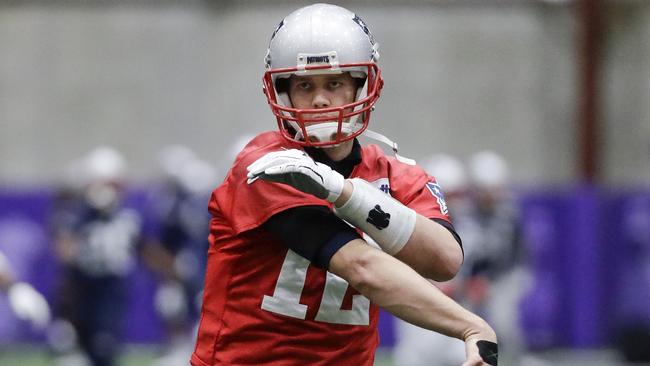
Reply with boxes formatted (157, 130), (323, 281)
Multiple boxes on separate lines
(7, 282), (51, 330)
(463, 336), (498, 366)
(247, 149), (345, 202)
(154, 281), (187, 321)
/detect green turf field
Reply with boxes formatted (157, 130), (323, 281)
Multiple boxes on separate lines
(0, 346), (395, 366)
(0, 346), (160, 366)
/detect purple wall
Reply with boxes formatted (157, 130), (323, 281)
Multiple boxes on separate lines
(0, 188), (163, 344)
(0, 185), (648, 349)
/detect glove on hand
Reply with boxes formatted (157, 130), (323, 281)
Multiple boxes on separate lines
(247, 149), (345, 203)
(8, 282), (51, 329)
(477, 340), (498, 365)
(463, 339), (498, 366)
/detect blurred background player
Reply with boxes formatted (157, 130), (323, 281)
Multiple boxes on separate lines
(462, 150), (529, 366)
(0, 250), (51, 331)
(49, 146), (143, 366)
(419, 154), (473, 217)
(393, 153), (470, 366)
(614, 196), (650, 363)
(394, 151), (529, 366)
(216, 134), (256, 177)
(140, 144), (216, 366)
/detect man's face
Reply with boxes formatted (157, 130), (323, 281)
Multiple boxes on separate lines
(288, 72), (357, 120)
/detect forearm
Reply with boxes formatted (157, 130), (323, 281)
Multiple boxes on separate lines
(330, 239), (495, 342)
(335, 179), (462, 281)
(394, 214), (463, 281)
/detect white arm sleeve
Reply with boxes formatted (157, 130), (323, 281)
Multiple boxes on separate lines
(334, 178), (417, 255)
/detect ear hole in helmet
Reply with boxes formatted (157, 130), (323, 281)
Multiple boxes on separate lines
(353, 77), (366, 89)
(283, 121), (297, 135)
(275, 78), (290, 93)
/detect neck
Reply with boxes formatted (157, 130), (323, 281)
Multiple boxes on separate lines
(322, 140), (354, 161)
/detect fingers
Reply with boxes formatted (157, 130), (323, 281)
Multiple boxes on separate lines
(463, 338), (498, 366)
(247, 149), (303, 174)
(246, 155), (283, 179)
(461, 355), (485, 366)
(476, 340), (498, 365)
(247, 149), (306, 175)
(257, 164), (314, 183)
(247, 149), (312, 183)
(263, 164), (294, 176)
(247, 160), (297, 182)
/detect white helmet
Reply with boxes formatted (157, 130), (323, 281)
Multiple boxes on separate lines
(158, 145), (217, 194)
(158, 144), (197, 183)
(81, 146), (127, 210)
(263, 3), (383, 147)
(83, 146), (127, 184)
(468, 150), (509, 189)
(422, 154), (468, 193)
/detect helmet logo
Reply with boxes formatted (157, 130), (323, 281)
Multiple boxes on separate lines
(307, 55), (330, 64)
(296, 52), (339, 71)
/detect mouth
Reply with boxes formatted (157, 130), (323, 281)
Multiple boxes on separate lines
(293, 121), (353, 144)
(305, 117), (337, 124)
(303, 110), (340, 119)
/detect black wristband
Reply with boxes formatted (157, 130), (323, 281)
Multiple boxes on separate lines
(477, 340), (498, 365)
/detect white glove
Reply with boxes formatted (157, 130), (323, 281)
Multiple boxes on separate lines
(7, 282), (51, 329)
(247, 149), (345, 202)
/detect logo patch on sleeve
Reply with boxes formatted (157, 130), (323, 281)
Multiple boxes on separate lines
(426, 182), (448, 215)
(370, 178), (390, 195)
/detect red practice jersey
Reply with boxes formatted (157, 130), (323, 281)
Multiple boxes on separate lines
(191, 131), (452, 366)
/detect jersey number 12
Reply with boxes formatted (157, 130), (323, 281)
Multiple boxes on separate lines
(261, 250), (370, 325)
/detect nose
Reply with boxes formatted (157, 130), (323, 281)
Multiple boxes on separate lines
(312, 90), (330, 109)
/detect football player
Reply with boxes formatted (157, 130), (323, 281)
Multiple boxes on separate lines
(192, 4), (498, 366)
(464, 150), (527, 366)
(143, 145), (215, 366)
(51, 147), (142, 366)
(393, 154), (472, 366)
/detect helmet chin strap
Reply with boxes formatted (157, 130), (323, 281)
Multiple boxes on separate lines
(362, 129), (417, 166)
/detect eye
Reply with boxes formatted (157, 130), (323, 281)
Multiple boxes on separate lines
(297, 82), (311, 90)
(328, 81), (342, 89)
